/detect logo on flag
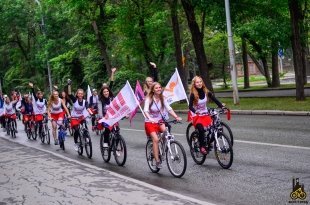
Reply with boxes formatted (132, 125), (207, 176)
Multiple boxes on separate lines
(163, 68), (188, 105)
(99, 81), (140, 126)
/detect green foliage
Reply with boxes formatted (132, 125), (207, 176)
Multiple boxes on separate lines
(113, 70), (146, 92)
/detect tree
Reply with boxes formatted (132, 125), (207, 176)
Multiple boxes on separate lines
(288, 0), (305, 100)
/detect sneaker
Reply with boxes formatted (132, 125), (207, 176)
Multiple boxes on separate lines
(116, 151), (121, 157)
(103, 143), (109, 148)
(200, 147), (208, 155)
(15, 130), (18, 133)
(156, 161), (162, 169)
(54, 139), (59, 145)
(74, 143), (79, 152)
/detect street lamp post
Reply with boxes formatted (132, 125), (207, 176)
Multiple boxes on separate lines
(34, 0), (52, 93)
(224, 0), (239, 104)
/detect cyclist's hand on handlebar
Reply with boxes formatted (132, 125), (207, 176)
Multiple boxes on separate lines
(175, 116), (182, 122)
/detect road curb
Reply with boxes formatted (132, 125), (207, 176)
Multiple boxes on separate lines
(174, 110), (310, 116)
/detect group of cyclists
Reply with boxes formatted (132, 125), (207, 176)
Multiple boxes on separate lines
(0, 62), (230, 176)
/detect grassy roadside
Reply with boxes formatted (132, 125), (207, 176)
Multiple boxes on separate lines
(214, 83), (310, 92)
(171, 97), (310, 111)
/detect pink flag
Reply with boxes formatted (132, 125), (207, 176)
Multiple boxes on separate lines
(129, 80), (145, 125)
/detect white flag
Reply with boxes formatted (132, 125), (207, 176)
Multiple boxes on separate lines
(163, 68), (188, 105)
(99, 81), (140, 126)
(87, 85), (91, 103)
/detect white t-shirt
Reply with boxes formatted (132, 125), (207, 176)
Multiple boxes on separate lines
(144, 97), (172, 123)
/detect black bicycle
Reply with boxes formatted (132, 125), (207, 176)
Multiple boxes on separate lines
(74, 118), (92, 159)
(186, 109), (233, 146)
(100, 123), (127, 166)
(40, 114), (50, 144)
(24, 114), (36, 140)
(5, 114), (17, 138)
(146, 120), (187, 178)
(188, 108), (233, 169)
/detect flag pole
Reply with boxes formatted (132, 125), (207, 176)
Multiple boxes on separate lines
(127, 81), (146, 119)
(176, 68), (189, 105)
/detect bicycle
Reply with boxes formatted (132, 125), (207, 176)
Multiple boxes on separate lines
(5, 114), (17, 138)
(100, 123), (127, 166)
(145, 120), (187, 178)
(40, 114), (50, 144)
(51, 119), (67, 150)
(24, 114), (36, 140)
(73, 117), (92, 159)
(186, 109), (233, 146)
(63, 116), (73, 136)
(188, 108), (233, 169)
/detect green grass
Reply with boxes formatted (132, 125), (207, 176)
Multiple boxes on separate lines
(214, 83), (310, 92)
(172, 97), (310, 111)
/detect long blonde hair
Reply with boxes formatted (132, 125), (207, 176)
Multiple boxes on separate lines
(48, 90), (59, 108)
(147, 82), (164, 111)
(190, 76), (209, 106)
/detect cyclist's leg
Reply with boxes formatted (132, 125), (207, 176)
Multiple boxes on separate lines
(149, 132), (160, 163)
(102, 128), (110, 147)
(51, 120), (57, 142)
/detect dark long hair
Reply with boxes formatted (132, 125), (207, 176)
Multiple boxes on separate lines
(99, 86), (114, 101)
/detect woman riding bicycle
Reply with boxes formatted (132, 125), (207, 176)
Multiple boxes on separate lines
(144, 82), (181, 169)
(20, 94), (34, 133)
(29, 83), (47, 136)
(3, 94), (18, 133)
(188, 76), (226, 155)
(67, 80), (92, 151)
(47, 90), (71, 145)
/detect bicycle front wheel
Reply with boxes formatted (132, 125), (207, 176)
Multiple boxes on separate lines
(166, 141), (187, 178)
(114, 135), (127, 166)
(145, 139), (160, 173)
(220, 122), (234, 146)
(100, 133), (111, 162)
(11, 121), (16, 138)
(84, 131), (92, 159)
(214, 132), (233, 169)
(186, 123), (194, 146)
(45, 124), (50, 145)
(77, 133), (83, 156)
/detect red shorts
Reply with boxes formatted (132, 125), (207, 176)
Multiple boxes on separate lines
(6, 114), (17, 120)
(145, 122), (161, 136)
(71, 117), (85, 127)
(192, 115), (212, 128)
(23, 114), (33, 122)
(34, 114), (44, 122)
(51, 112), (65, 121)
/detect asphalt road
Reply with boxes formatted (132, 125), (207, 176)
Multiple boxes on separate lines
(215, 87), (310, 98)
(1, 113), (310, 205)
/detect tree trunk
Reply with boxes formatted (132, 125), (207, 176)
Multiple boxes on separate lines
(271, 43), (280, 87)
(138, 16), (154, 73)
(261, 57), (272, 87)
(181, 0), (213, 91)
(288, 0), (305, 100)
(170, 0), (188, 93)
(242, 37), (250, 88)
(91, 20), (112, 77)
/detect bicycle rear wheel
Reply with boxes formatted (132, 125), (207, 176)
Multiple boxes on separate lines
(189, 131), (206, 165)
(145, 139), (160, 173)
(77, 133), (83, 156)
(114, 135), (127, 166)
(214, 132), (233, 169)
(220, 122), (234, 146)
(84, 130), (92, 159)
(40, 125), (45, 144)
(166, 140), (187, 178)
(100, 133), (111, 162)
(31, 122), (37, 140)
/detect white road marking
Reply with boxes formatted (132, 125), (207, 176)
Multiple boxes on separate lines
(122, 128), (310, 150)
